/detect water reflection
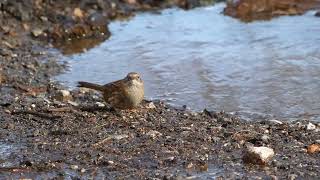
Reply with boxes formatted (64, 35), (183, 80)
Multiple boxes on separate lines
(57, 4), (320, 121)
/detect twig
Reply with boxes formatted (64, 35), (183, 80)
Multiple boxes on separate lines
(92, 137), (112, 147)
(12, 110), (61, 119)
(0, 167), (30, 173)
(79, 106), (110, 112)
(47, 107), (75, 113)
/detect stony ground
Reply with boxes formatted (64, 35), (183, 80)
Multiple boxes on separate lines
(0, 0), (319, 179)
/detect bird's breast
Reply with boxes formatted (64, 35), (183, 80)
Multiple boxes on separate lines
(126, 83), (144, 106)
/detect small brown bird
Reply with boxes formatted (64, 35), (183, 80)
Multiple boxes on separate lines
(78, 72), (144, 109)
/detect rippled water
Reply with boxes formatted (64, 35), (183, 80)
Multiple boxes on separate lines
(57, 3), (320, 121)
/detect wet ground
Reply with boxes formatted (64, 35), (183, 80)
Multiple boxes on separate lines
(57, 4), (320, 122)
(0, 1), (320, 179)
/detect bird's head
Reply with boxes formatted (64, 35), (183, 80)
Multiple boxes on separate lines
(125, 72), (143, 85)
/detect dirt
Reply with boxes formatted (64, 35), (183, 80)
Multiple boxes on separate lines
(0, 0), (320, 179)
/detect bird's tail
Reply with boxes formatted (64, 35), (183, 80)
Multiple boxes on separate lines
(77, 81), (104, 91)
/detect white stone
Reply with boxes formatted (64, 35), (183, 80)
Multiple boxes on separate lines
(68, 101), (79, 107)
(146, 130), (162, 139)
(261, 135), (270, 143)
(54, 90), (72, 102)
(70, 165), (79, 170)
(146, 102), (156, 109)
(243, 146), (275, 165)
(306, 122), (316, 130)
(32, 28), (43, 37)
(95, 102), (105, 107)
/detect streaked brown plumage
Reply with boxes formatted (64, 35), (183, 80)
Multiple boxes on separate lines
(78, 72), (144, 109)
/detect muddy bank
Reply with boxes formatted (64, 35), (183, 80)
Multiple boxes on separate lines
(0, 0), (320, 179)
(224, 0), (320, 22)
(0, 90), (320, 179)
(0, 0), (215, 54)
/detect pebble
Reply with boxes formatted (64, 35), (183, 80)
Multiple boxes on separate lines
(54, 90), (72, 102)
(33, 129), (40, 136)
(40, 16), (48, 22)
(107, 160), (114, 165)
(112, 134), (128, 140)
(243, 145), (275, 165)
(146, 130), (162, 139)
(288, 174), (298, 180)
(95, 102), (105, 107)
(68, 100), (79, 106)
(0, 48), (12, 56)
(306, 122), (316, 131)
(73, 8), (84, 18)
(146, 102), (156, 109)
(70, 165), (79, 170)
(6, 123), (15, 129)
(261, 135), (270, 143)
(307, 144), (320, 154)
(31, 28), (43, 37)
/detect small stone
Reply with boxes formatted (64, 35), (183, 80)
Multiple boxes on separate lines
(80, 168), (86, 173)
(70, 165), (79, 170)
(40, 16), (48, 22)
(73, 8), (84, 18)
(95, 102), (105, 107)
(186, 162), (193, 169)
(315, 11), (320, 17)
(22, 23), (30, 31)
(261, 135), (270, 143)
(307, 144), (320, 154)
(112, 134), (128, 140)
(146, 130), (162, 139)
(243, 145), (275, 165)
(1, 26), (10, 33)
(146, 102), (156, 109)
(33, 129), (40, 136)
(107, 160), (114, 165)
(306, 122), (316, 130)
(111, 2), (117, 9)
(0, 48), (12, 56)
(199, 163), (208, 172)
(6, 123), (15, 129)
(68, 100), (79, 106)
(54, 90), (72, 102)
(166, 156), (175, 161)
(288, 174), (298, 180)
(31, 28), (43, 37)
(31, 104), (36, 108)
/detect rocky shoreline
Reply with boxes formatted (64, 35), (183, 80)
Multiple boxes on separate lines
(0, 0), (320, 179)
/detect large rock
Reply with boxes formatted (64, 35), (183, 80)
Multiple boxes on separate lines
(243, 145), (275, 165)
(224, 0), (320, 21)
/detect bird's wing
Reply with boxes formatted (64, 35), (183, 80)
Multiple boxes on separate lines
(102, 80), (128, 108)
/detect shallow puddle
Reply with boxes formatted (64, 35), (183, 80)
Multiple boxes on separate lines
(57, 3), (320, 121)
